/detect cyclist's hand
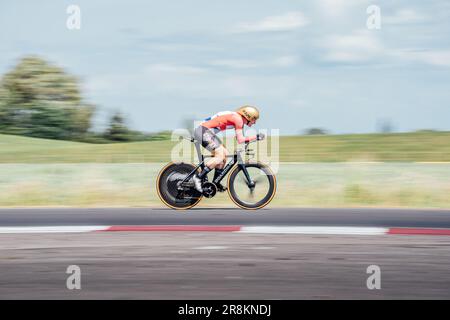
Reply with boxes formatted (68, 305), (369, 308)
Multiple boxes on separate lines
(256, 133), (265, 141)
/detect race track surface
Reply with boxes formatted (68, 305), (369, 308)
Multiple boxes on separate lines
(0, 207), (449, 299)
(1, 207), (450, 228)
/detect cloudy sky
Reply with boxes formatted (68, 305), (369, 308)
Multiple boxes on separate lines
(1, 0), (450, 134)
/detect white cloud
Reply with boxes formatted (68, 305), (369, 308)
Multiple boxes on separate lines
(209, 56), (298, 69)
(317, 0), (368, 17)
(288, 99), (307, 108)
(393, 50), (450, 67)
(234, 11), (309, 33)
(384, 9), (427, 25)
(222, 76), (254, 96)
(321, 30), (383, 63)
(145, 63), (207, 75)
(85, 74), (137, 95)
(209, 59), (260, 69)
(419, 51), (450, 67)
(85, 63), (297, 100)
(273, 55), (298, 67)
(85, 63), (209, 97)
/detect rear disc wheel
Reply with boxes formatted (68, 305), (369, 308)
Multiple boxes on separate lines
(156, 162), (202, 209)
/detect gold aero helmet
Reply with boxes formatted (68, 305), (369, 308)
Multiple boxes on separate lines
(236, 105), (260, 122)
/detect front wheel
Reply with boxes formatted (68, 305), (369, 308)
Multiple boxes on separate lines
(227, 162), (276, 210)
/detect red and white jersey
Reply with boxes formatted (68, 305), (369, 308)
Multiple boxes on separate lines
(201, 111), (256, 144)
(202, 111), (242, 132)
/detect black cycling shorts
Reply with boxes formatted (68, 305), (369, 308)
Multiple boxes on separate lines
(194, 125), (222, 151)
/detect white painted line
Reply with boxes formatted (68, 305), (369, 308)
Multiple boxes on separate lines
(0, 226), (108, 234)
(193, 246), (229, 250)
(239, 226), (388, 235)
(416, 162), (450, 164)
(4, 225), (450, 236)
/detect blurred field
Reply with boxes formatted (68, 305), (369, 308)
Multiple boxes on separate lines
(1, 163), (449, 208)
(2, 132), (449, 208)
(1, 131), (450, 163)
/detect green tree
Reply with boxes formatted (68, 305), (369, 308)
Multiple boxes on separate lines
(0, 85), (13, 130)
(376, 118), (394, 134)
(304, 128), (328, 135)
(104, 111), (131, 141)
(0, 55), (95, 140)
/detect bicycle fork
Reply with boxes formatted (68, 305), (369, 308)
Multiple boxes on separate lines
(239, 163), (255, 190)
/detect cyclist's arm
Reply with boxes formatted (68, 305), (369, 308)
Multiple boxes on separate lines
(233, 115), (257, 144)
(235, 129), (257, 144)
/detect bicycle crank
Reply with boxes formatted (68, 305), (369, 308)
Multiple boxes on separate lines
(202, 182), (217, 198)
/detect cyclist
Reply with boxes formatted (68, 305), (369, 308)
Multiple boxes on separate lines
(192, 105), (265, 193)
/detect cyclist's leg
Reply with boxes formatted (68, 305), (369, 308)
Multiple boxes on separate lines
(192, 126), (223, 191)
(197, 141), (224, 181)
(208, 146), (228, 191)
(206, 145), (227, 169)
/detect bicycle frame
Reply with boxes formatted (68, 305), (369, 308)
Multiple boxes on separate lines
(179, 137), (255, 189)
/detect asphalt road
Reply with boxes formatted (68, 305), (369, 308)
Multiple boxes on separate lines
(1, 207), (450, 299)
(1, 232), (450, 299)
(0, 207), (450, 228)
